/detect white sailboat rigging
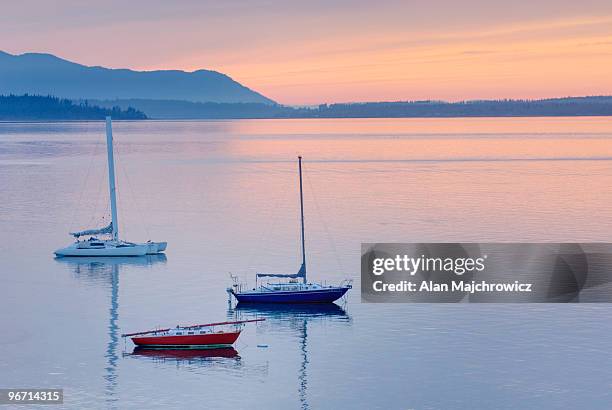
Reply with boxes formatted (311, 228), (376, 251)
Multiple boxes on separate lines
(54, 117), (167, 257)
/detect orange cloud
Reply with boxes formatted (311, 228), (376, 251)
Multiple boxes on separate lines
(191, 15), (612, 104)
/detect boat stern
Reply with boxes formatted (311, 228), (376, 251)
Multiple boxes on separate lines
(145, 241), (167, 254)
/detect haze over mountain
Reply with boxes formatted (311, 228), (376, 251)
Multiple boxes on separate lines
(0, 51), (274, 104)
(90, 96), (612, 119)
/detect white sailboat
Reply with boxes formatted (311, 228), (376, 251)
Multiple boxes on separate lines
(54, 117), (167, 257)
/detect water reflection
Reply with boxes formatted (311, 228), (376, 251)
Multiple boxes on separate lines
(124, 344), (249, 375)
(229, 303), (351, 410)
(55, 254), (167, 281)
(230, 302), (351, 321)
(55, 255), (167, 407)
(126, 347), (241, 370)
(131, 347), (239, 359)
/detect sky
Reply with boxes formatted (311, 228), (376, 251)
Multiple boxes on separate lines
(2, 0), (612, 105)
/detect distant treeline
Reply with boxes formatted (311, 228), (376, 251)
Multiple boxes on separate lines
(0, 94), (147, 120)
(94, 96), (612, 119)
(4, 94), (612, 120)
(90, 98), (295, 119)
(311, 97), (612, 118)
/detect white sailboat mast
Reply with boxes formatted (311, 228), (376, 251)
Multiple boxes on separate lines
(105, 117), (119, 242)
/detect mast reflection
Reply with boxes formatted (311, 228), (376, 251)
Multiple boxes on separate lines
(55, 255), (167, 406)
(228, 302), (351, 410)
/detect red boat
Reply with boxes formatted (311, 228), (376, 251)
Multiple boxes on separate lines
(121, 319), (264, 349)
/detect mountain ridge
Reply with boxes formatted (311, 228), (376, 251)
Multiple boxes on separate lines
(0, 51), (275, 104)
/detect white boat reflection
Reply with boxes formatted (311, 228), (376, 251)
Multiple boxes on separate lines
(55, 254), (167, 276)
(55, 254), (166, 405)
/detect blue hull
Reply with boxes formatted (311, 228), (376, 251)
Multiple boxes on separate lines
(232, 287), (350, 304)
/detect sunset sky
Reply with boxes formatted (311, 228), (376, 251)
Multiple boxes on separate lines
(2, 0), (612, 105)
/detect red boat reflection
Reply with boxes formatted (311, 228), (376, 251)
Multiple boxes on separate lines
(131, 347), (239, 359)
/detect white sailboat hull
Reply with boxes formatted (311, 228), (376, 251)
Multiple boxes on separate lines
(145, 241), (167, 254)
(54, 241), (148, 257)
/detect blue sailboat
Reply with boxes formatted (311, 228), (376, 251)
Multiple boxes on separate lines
(227, 156), (352, 304)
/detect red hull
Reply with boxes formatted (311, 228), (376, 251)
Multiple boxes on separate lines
(132, 331), (241, 347)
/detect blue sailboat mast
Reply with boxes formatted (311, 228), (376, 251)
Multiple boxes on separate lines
(298, 156), (306, 284)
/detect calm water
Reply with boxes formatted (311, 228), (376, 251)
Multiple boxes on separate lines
(2, 117), (612, 409)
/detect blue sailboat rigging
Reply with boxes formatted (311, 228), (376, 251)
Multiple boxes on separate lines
(227, 156), (352, 304)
